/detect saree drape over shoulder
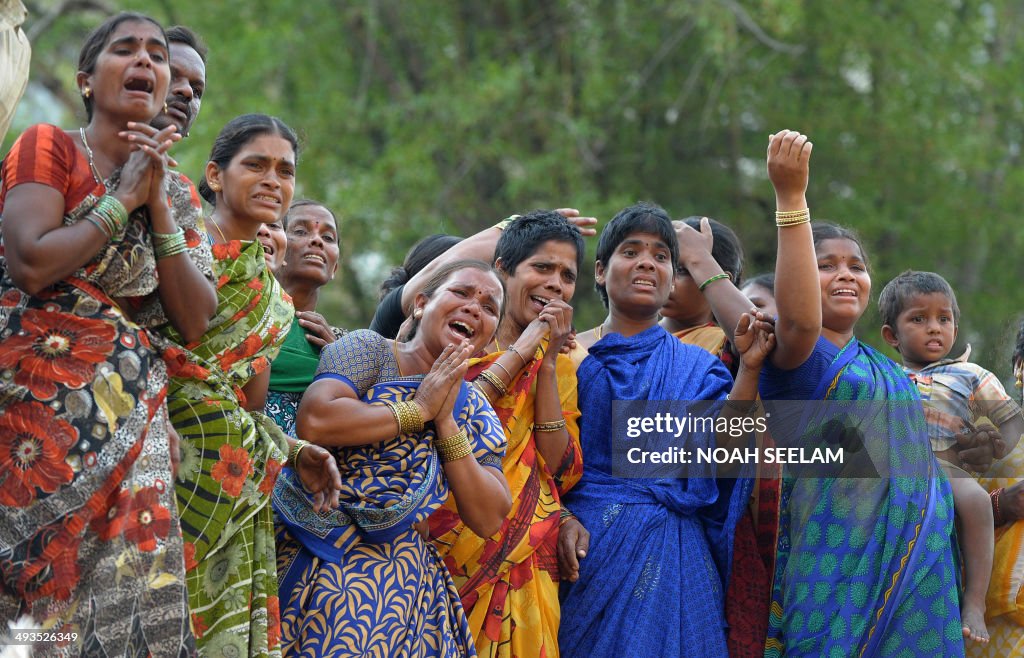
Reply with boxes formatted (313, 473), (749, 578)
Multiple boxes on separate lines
(429, 348), (583, 658)
(0, 124), (196, 656)
(157, 237), (293, 658)
(558, 325), (752, 658)
(760, 337), (963, 657)
(273, 329), (507, 658)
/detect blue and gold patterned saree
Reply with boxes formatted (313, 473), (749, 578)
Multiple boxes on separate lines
(273, 329), (505, 657)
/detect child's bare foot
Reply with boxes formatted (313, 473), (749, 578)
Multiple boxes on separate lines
(961, 605), (990, 644)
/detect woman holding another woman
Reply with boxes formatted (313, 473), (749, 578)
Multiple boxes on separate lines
(274, 259), (512, 656)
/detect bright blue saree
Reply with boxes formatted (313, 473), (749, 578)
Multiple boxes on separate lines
(559, 325), (752, 657)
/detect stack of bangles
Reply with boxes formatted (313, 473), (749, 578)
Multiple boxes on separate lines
(383, 400), (425, 435)
(776, 208), (810, 227)
(475, 369), (508, 398)
(559, 506), (576, 525)
(153, 227), (189, 259)
(435, 427), (473, 462)
(534, 419), (566, 433)
(288, 439), (310, 468)
(84, 194), (129, 239)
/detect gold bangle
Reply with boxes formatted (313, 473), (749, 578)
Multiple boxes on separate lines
(775, 210), (809, 218)
(436, 428), (473, 462)
(775, 208), (810, 227)
(384, 400), (425, 435)
(383, 400), (402, 433)
(534, 419), (567, 433)
(476, 369), (509, 398)
(288, 439), (310, 468)
(491, 360), (515, 382)
(493, 214), (520, 231)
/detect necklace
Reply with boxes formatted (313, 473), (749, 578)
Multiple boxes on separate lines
(209, 219), (229, 244)
(391, 340), (405, 376)
(79, 127), (104, 184)
(595, 323), (605, 339)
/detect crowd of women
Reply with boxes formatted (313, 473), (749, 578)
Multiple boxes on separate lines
(1, 11), (1022, 658)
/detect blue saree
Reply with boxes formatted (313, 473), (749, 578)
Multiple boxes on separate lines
(761, 337), (963, 657)
(272, 330), (506, 657)
(559, 325), (753, 657)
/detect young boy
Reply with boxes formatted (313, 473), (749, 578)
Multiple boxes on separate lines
(880, 270), (1024, 645)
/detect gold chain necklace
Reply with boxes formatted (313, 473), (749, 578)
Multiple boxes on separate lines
(79, 127), (104, 184)
(391, 339), (405, 376)
(209, 220), (229, 244)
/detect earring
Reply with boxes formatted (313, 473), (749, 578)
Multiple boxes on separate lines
(163, 102), (169, 114)
(82, 87), (92, 99)
(413, 309), (423, 319)
(209, 182), (221, 192)
(1016, 373), (1022, 389)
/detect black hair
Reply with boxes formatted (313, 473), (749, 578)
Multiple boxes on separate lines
(680, 216), (743, 285)
(284, 199), (337, 229)
(78, 12), (166, 121)
(878, 270), (960, 328)
(494, 210), (584, 277)
(404, 259), (506, 340)
(594, 202), (677, 308)
(741, 272), (775, 295)
(379, 234), (462, 301)
(811, 222), (870, 269)
(165, 25), (208, 63)
(199, 113), (299, 205)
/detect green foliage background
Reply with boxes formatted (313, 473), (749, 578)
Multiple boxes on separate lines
(9, 0), (1024, 376)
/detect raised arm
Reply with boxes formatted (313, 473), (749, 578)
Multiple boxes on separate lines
(675, 218), (755, 342)
(400, 209), (597, 313)
(767, 130), (821, 370)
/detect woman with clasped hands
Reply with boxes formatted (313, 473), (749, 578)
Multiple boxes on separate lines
(274, 259), (512, 656)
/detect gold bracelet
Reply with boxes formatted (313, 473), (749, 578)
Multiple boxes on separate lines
(535, 419), (567, 433)
(493, 214), (520, 231)
(383, 400), (402, 433)
(384, 400), (425, 435)
(476, 369), (509, 398)
(491, 360), (515, 382)
(435, 428), (473, 462)
(288, 439), (310, 468)
(775, 208), (810, 227)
